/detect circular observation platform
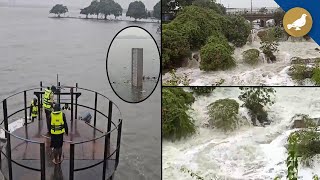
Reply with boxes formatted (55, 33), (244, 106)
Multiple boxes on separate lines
(0, 82), (123, 180)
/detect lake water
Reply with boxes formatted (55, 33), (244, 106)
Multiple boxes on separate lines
(0, 6), (161, 180)
(107, 38), (160, 102)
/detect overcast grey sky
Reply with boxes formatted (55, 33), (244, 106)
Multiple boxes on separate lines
(1, 0), (159, 10)
(219, 0), (278, 8)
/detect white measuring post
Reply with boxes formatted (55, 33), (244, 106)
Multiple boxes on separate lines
(131, 48), (143, 87)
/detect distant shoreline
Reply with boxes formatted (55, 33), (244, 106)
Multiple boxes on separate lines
(48, 16), (160, 24)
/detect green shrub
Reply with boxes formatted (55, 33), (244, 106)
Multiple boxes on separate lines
(288, 130), (320, 167)
(190, 87), (216, 96)
(200, 43), (236, 71)
(290, 64), (309, 82)
(162, 25), (191, 70)
(207, 99), (239, 132)
(272, 26), (285, 40)
(258, 28), (280, 62)
(163, 69), (190, 86)
(162, 88), (196, 141)
(192, 0), (226, 14)
(224, 15), (251, 47)
(238, 87), (275, 125)
(206, 32), (234, 52)
(172, 6), (227, 49)
(312, 68), (320, 85)
(257, 30), (268, 41)
(242, 49), (260, 65)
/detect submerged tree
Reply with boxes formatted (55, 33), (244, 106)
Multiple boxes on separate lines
(49, 4), (68, 18)
(162, 87), (196, 141)
(238, 87), (275, 126)
(81, 0), (123, 20)
(89, 0), (100, 19)
(99, 0), (112, 19)
(111, 2), (123, 19)
(273, 7), (285, 26)
(126, 1), (148, 21)
(153, 1), (161, 19)
(80, 7), (90, 18)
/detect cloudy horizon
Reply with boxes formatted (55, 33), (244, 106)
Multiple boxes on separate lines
(0, 0), (159, 10)
(220, 0), (279, 8)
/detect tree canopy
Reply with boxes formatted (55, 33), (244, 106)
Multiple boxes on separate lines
(49, 4), (68, 18)
(126, 1), (148, 20)
(273, 7), (285, 26)
(80, 0), (123, 19)
(162, 5), (251, 71)
(153, 1), (161, 19)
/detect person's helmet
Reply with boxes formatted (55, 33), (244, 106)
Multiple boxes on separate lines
(53, 104), (61, 111)
(33, 98), (37, 104)
(51, 85), (57, 92)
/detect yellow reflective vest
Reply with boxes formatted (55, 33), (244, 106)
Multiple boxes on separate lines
(50, 111), (65, 135)
(31, 100), (38, 117)
(43, 88), (53, 110)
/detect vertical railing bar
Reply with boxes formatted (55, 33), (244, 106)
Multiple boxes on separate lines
(24, 91), (27, 125)
(69, 144), (74, 180)
(37, 94), (41, 121)
(58, 82), (61, 104)
(102, 135), (108, 180)
(3, 100), (12, 180)
(107, 101), (113, 156)
(107, 101), (113, 133)
(40, 143), (45, 180)
(70, 88), (74, 121)
(40, 81), (43, 119)
(115, 119), (122, 168)
(75, 83), (78, 119)
(94, 92), (98, 127)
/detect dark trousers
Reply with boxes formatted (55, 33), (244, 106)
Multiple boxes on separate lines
(45, 109), (52, 133)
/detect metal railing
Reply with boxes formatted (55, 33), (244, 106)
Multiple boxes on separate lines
(0, 82), (123, 180)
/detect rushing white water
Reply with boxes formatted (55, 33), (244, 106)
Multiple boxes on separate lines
(162, 39), (320, 86)
(163, 88), (320, 180)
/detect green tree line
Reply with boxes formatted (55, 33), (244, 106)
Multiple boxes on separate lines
(50, 0), (161, 21)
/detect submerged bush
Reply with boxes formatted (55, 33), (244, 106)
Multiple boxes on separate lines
(162, 25), (191, 70)
(288, 130), (320, 167)
(207, 98), (239, 132)
(312, 68), (320, 85)
(172, 6), (226, 49)
(290, 64), (311, 83)
(190, 87), (216, 96)
(200, 43), (235, 71)
(224, 15), (251, 47)
(242, 49), (260, 65)
(239, 87), (275, 125)
(206, 32), (234, 52)
(163, 69), (190, 86)
(162, 88), (196, 141)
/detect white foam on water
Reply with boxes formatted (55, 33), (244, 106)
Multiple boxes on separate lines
(163, 41), (320, 86)
(163, 88), (320, 180)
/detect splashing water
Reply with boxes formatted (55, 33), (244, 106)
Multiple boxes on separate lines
(163, 88), (320, 180)
(163, 40), (320, 86)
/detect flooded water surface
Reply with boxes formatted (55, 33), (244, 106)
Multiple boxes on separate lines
(0, 6), (161, 180)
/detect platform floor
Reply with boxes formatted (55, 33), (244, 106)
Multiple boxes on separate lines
(0, 111), (116, 180)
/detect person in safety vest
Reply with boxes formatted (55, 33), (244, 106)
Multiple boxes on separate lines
(50, 104), (68, 164)
(29, 98), (38, 122)
(43, 85), (56, 135)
